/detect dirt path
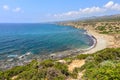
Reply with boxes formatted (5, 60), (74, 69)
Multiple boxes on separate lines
(68, 59), (85, 72)
(67, 59), (85, 80)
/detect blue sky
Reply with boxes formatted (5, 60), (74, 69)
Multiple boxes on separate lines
(0, 0), (120, 23)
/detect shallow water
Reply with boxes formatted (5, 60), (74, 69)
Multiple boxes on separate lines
(0, 23), (93, 60)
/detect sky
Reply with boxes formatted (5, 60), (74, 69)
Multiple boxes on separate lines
(0, 0), (120, 23)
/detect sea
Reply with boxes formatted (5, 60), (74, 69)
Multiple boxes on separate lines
(0, 23), (94, 61)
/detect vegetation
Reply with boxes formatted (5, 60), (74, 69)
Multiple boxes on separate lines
(95, 24), (120, 34)
(63, 57), (73, 64)
(0, 59), (70, 80)
(76, 54), (92, 60)
(79, 48), (120, 80)
(84, 61), (120, 80)
(65, 16), (120, 34)
(0, 48), (120, 80)
(71, 21), (120, 34)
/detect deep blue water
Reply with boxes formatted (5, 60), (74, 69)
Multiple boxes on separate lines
(0, 23), (93, 60)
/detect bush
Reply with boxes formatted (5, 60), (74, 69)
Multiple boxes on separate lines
(93, 48), (120, 63)
(0, 71), (3, 79)
(82, 48), (120, 80)
(54, 62), (69, 76)
(3, 66), (28, 79)
(76, 54), (92, 60)
(40, 59), (54, 68)
(27, 60), (38, 68)
(84, 61), (120, 80)
(97, 26), (106, 31)
(46, 67), (65, 80)
(73, 67), (81, 73)
(70, 72), (78, 79)
(64, 57), (73, 64)
(16, 69), (38, 80)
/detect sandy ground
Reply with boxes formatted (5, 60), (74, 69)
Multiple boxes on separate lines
(86, 30), (117, 54)
(83, 29), (107, 54)
(67, 60), (85, 80)
(11, 75), (18, 80)
(79, 26), (116, 54)
(68, 59), (85, 72)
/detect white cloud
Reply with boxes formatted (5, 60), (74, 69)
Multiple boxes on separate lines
(3, 5), (9, 11)
(104, 1), (120, 11)
(104, 1), (114, 8)
(2, 5), (23, 13)
(53, 1), (120, 18)
(13, 7), (22, 13)
(54, 7), (105, 18)
(80, 7), (105, 14)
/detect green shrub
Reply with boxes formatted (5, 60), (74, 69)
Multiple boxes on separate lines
(3, 66), (28, 79)
(93, 48), (120, 63)
(70, 72), (78, 79)
(40, 59), (54, 68)
(82, 48), (120, 80)
(76, 54), (92, 60)
(27, 60), (38, 68)
(97, 26), (106, 31)
(0, 71), (3, 79)
(54, 62), (69, 76)
(64, 57), (73, 64)
(84, 61), (120, 80)
(46, 67), (65, 80)
(16, 69), (38, 80)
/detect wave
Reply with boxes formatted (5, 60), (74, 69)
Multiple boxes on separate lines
(18, 52), (32, 59)
(7, 55), (18, 58)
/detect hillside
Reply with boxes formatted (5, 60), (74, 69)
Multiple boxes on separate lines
(76, 14), (120, 22)
(60, 14), (120, 48)
(0, 48), (120, 80)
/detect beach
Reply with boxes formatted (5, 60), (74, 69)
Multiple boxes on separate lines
(62, 23), (117, 54)
(49, 23), (114, 56)
(79, 26), (118, 54)
(83, 30), (107, 54)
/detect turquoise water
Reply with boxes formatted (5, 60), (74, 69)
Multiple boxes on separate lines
(0, 23), (93, 60)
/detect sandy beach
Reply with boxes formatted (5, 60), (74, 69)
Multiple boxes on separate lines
(73, 25), (117, 54)
(83, 30), (107, 54)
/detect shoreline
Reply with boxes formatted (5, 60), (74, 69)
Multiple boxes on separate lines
(69, 24), (116, 54)
(59, 23), (107, 54)
(0, 23), (112, 70)
(45, 28), (97, 59)
(0, 25), (97, 70)
(82, 29), (107, 54)
(0, 25), (96, 70)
